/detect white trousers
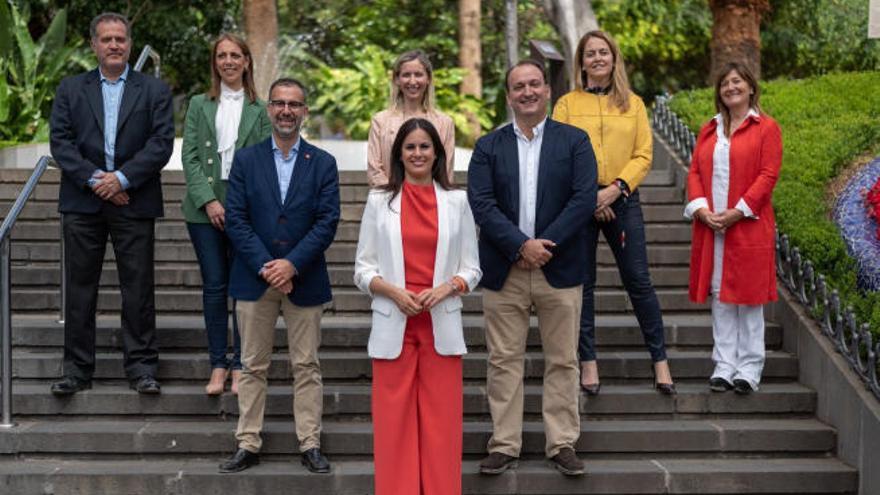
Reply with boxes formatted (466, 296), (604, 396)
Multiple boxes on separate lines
(711, 296), (765, 390)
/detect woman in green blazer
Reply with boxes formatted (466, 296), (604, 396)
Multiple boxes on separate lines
(182, 33), (271, 395)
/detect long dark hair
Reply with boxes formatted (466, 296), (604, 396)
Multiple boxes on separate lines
(383, 118), (453, 208)
(207, 33), (258, 103)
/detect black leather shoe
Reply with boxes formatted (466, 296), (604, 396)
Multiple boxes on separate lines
(654, 381), (677, 395)
(581, 382), (601, 396)
(130, 375), (161, 394)
(480, 452), (519, 474)
(50, 376), (91, 396)
(219, 448), (260, 473)
(301, 447), (330, 473)
(732, 379), (754, 395)
(709, 377), (734, 392)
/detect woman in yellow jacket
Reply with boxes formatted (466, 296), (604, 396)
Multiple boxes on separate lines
(553, 30), (675, 395)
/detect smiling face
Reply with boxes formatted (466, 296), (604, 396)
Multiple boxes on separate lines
(582, 36), (613, 86)
(718, 69), (753, 112)
(214, 39), (248, 89)
(395, 59), (430, 106)
(268, 84), (308, 140)
(91, 20), (130, 76)
(506, 63), (549, 122)
(401, 128), (436, 184)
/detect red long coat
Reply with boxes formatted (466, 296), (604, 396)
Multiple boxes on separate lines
(687, 114), (783, 305)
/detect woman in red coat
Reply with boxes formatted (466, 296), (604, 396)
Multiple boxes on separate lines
(684, 61), (782, 395)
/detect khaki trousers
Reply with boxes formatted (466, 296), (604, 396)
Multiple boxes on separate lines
(235, 288), (324, 453)
(483, 266), (582, 458)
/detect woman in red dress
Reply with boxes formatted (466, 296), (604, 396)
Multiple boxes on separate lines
(684, 62), (783, 395)
(354, 118), (481, 494)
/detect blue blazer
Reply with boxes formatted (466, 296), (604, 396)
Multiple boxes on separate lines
(467, 119), (598, 291)
(225, 137), (340, 306)
(50, 68), (174, 218)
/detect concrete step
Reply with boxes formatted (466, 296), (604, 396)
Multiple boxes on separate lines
(7, 219), (693, 244)
(11, 349), (799, 381)
(8, 287), (710, 314)
(9, 263), (693, 289)
(0, 418), (837, 456)
(0, 457), (856, 494)
(10, 382), (816, 417)
(10, 314), (783, 350)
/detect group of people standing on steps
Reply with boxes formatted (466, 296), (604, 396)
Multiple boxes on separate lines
(46, 10), (782, 495)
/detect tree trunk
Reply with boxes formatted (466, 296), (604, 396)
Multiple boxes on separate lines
(459, 0), (482, 143)
(709, 0), (769, 81)
(505, 0), (519, 69)
(542, 0), (599, 90)
(243, 0), (278, 100)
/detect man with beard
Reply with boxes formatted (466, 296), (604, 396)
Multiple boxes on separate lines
(467, 60), (597, 476)
(219, 78), (340, 474)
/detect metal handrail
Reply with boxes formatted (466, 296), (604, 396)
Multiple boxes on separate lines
(652, 95), (880, 402)
(0, 156), (57, 428)
(134, 44), (161, 76)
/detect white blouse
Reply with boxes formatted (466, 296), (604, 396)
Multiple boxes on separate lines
(216, 83), (244, 180)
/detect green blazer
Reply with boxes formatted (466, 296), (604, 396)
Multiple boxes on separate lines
(181, 93), (272, 223)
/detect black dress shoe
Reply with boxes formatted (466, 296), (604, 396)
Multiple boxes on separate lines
(50, 376), (91, 396)
(732, 379), (754, 395)
(301, 447), (330, 473)
(219, 448), (260, 473)
(654, 381), (677, 395)
(581, 382), (601, 396)
(130, 375), (161, 394)
(709, 377), (734, 392)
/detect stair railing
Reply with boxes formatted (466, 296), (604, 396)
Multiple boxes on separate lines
(0, 156), (57, 428)
(56, 44), (162, 325)
(652, 95), (880, 402)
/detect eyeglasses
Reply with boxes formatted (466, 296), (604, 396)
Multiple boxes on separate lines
(269, 100), (306, 110)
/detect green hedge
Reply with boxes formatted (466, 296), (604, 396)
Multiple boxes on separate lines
(669, 71), (880, 329)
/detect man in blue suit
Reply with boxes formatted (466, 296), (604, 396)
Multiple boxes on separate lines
(468, 60), (598, 476)
(219, 78), (340, 474)
(49, 12), (174, 396)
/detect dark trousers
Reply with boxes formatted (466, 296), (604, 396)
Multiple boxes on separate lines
(62, 212), (158, 380)
(186, 222), (241, 370)
(580, 191), (667, 363)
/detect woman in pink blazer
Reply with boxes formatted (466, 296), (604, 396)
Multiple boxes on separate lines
(684, 61), (783, 395)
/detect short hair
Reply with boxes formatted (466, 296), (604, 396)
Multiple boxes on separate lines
(207, 33), (258, 104)
(89, 12), (131, 40)
(714, 61), (763, 136)
(505, 59), (547, 91)
(268, 78), (309, 103)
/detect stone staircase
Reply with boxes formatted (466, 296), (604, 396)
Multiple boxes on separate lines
(0, 159), (858, 493)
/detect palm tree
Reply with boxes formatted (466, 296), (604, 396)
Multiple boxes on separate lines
(243, 0), (278, 100)
(709, 0), (770, 80)
(459, 0), (482, 142)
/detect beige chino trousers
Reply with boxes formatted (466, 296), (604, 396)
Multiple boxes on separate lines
(235, 287), (324, 453)
(483, 265), (582, 458)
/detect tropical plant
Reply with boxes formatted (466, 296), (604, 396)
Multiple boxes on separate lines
(0, 2), (91, 142)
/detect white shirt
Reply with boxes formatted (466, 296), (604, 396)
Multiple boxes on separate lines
(216, 83), (245, 180)
(513, 118), (547, 239)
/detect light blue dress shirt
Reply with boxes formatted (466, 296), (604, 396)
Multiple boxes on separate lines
(271, 135), (300, 201)
(94, 64), (130, 190)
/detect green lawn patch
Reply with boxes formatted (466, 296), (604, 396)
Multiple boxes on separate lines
(669, 71), (880, 329)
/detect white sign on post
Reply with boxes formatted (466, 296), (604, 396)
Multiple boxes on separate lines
(871, 0), (880, 38)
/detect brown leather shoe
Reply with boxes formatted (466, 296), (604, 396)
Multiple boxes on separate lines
(479, 452), (518, 474)
(549, 447), (585, 476)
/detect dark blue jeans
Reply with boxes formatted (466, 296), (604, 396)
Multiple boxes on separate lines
(580, 190), (667, 363)
(187, 222), (241, 370)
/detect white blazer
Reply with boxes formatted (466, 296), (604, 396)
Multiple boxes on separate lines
(353, 183), (482, 359)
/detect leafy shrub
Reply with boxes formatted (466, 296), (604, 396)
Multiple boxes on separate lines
(669, 72), (880, 330)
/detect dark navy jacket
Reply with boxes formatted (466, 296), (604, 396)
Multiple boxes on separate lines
(467, 119), (598, 291)
(225, 138), (340, 306)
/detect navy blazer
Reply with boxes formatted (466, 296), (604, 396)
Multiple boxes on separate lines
(467, 119), (598, 291)
(225, 137), (340, 306)
(50, 68), (174, 218)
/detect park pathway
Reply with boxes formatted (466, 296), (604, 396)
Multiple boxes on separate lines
(0, 134), (857, 493)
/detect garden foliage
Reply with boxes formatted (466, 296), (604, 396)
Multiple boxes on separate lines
(669, 72), (880, 330)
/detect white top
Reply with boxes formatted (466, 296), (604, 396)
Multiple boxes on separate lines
(513, 118), (547, 239)
(216, 82), (245, 180)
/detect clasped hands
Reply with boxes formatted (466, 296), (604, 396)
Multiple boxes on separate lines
(262, 259), (295, 294)
(391, 283), (456, 316)
(515, 238), (556, 270)
(695, 207), (744, 233)
(90, 170), (129, 206)
(594, 184), (622, 223)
